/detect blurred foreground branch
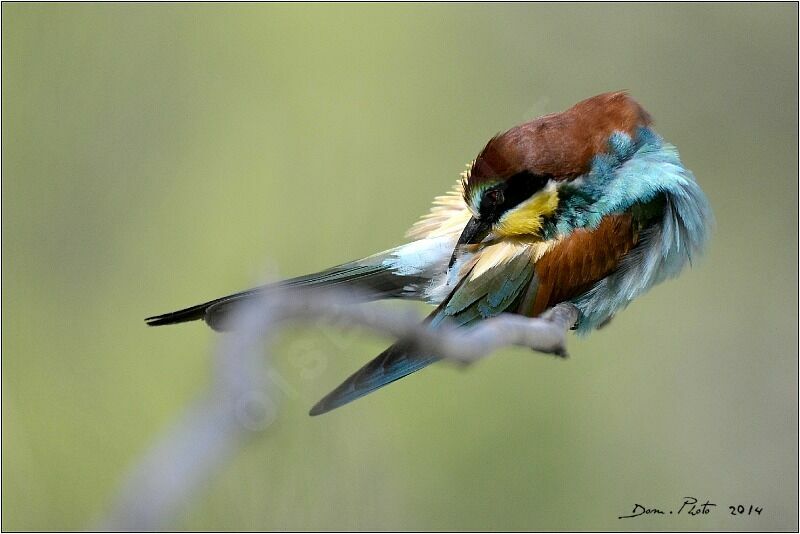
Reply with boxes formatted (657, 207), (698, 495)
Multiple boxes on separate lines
(97, 286), (578, 531)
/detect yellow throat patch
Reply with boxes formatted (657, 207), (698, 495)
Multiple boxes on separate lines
(493, 188), (559, 238)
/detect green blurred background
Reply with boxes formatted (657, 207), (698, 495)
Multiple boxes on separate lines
(3, 3), (797, 531)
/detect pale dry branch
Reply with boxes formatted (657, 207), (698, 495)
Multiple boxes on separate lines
(250, 288), (580, 361)
(97, 285), (578, 531)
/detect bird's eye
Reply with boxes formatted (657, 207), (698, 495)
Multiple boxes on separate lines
(485, 189), (504, 206)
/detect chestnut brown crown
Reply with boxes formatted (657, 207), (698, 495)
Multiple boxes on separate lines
(463, 91), (653, 205)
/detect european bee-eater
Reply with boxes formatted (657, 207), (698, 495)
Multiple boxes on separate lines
(147, 91), (712, 416)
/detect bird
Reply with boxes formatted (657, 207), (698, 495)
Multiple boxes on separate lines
(146, 91), (712, 416)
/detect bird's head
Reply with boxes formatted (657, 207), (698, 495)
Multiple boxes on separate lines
(452, 91), (653, 263)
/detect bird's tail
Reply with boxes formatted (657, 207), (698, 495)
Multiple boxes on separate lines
(308, 300), (457, 416)
(145, 255), (427, 331)
(309, 340), (439, 416)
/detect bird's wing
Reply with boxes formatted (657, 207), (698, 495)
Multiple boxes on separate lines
(145, 251), (434, 330)
(523, 213), (640, 318)
(147, 182), (473, 331)
(309, 240), (556, 416)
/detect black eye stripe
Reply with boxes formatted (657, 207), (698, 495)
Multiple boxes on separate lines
(479, 171), (551, 221)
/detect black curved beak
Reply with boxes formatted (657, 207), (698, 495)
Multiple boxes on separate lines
(448, 216), (492, 267)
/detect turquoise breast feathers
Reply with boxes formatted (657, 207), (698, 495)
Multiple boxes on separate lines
(553, 127), (713, 332)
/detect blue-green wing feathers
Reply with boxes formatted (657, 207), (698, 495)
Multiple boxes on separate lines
(309, 250), (535, 415)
